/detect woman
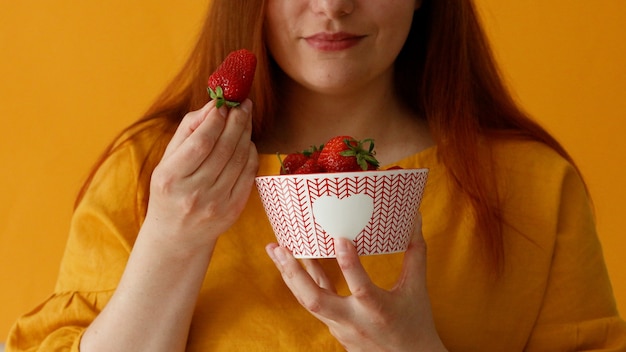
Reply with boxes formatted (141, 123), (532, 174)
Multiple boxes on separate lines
(7, 0), (625, 351)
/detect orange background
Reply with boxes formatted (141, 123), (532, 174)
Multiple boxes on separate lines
(1, 1), (624, 339)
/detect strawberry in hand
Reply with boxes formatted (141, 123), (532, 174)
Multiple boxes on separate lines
(317, 136), (379, 173)
(207, 49), (257, 108)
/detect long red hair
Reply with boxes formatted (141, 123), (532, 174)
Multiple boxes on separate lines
(77, 0), (585, 273)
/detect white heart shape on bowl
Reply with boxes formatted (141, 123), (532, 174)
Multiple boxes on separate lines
(312, 194), (374, 240)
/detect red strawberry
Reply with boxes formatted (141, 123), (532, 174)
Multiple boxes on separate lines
(293, 158), (323, 174)
(303, 144), (324, 161)
(317, 136), (380, 172)
(278, 144), (325, 175)
(279, 152), (308, 175)
(207, 49), (257, 108)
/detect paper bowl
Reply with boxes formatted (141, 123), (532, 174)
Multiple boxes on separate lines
(255, 168), (429, 258)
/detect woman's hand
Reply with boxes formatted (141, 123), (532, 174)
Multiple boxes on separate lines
(266, 214), (447, 352)
(82, 100), (258, 352)
(144, 99), (258, 251)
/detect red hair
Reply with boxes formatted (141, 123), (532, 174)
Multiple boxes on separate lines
(77, 0), (586, 274)
(76, 0), (274, 207)
(399, 0), (586, 272)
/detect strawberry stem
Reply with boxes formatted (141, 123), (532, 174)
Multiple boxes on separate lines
(339, 137), (379, 170)
(207, 86), (240, 108)
(276, 153), (287, 174)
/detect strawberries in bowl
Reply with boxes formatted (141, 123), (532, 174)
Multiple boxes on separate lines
(257, 135), (428, 258)
(278, 135), (403, 175)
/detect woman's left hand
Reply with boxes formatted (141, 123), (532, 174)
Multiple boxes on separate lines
(265, 214), (448, 352)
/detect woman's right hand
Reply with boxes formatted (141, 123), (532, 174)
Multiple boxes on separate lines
(81, 100), (258, 352)
(143, 99), (259, 252)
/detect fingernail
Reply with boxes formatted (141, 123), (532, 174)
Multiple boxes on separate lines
(334, 237), (350, 255)
(273, 247), (288, 265)
(240, 99), (252, 114)
(218, 106), (228, 118)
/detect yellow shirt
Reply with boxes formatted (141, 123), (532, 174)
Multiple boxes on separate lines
(7, 124), (626, 351)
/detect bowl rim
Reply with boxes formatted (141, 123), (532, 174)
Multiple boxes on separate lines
(255, 167), (429, 180)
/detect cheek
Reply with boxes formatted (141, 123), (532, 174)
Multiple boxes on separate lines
(376, 6), (415, 52)
(264, 24), (293, 73)
(264, 7), (282, 50)
(264, 2), (300, 65)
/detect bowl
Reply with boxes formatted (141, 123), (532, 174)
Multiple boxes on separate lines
(255, 168), (429, 258)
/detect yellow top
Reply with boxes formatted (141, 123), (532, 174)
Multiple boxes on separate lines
(7, 124), (626, 351)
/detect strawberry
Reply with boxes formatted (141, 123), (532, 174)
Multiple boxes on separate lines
(293, 158), (323, 174)
(317, 136), (380, 173)
(279, 144), (324, 175)
(279, 152), (308, 175)
(302, 144), (324, 161)
(207, 49), (257, 108)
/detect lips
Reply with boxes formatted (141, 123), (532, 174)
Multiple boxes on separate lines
(304, 32), (365, 51)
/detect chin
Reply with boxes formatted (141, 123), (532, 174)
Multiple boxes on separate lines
(302, 74), (365, 96)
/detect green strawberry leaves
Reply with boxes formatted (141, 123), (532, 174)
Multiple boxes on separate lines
(339, 138), (379, 170)
(207, 86), (241, 108)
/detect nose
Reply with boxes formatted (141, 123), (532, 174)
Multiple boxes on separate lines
(311, 0), (355, 18)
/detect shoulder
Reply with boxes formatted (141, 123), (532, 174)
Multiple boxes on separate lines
(81, 117), (175, 207)
(112, 117), (175, 164)
(491, 138), (572, 172)
(489, 137), (589, 220)
(489, 138), (583, 192)
(489, 137), (591, 234)
(92, 117), (174, 182)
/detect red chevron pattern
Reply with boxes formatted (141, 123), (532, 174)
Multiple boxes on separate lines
(255, 168), (428, 258)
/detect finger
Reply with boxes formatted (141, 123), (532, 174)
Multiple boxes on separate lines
(334, 237), (376, 298)
(162, 101), (218, 160)
(394, 212), (427, 293)
(301, 259), (336, 292)
(203, 143), (258, 223)
(265, 244), (345, 317)
(162, 102), (228, 177)
(226, 142), (259, 203)
(201, 100), (252, 183)
(209, 101), (255, 192)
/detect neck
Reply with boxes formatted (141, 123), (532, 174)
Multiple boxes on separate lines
(257, 72), (434, 165)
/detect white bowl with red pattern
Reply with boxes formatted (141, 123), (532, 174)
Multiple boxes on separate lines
(255, 168), (429, 258)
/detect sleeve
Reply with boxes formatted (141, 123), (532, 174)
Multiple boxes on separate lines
(6, 138), (146, 352)
(525, 163), (626, 351)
